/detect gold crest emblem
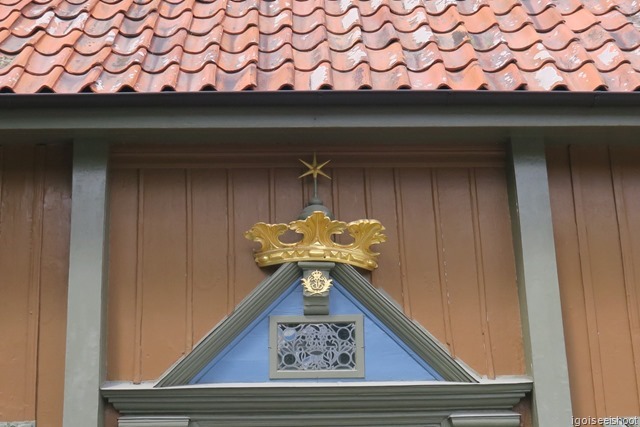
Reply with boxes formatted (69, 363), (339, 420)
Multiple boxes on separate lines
(302, 270), (333, 295)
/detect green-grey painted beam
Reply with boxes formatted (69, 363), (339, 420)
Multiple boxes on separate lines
(0, 99), (640, 135)
(63, 140), (110, 427)
(102, 380), (532, 426)
(507, 136), (573, 427)
(0, 105), (639, 132)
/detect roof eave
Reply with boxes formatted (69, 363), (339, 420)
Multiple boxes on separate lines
(2, 90), (640, 109)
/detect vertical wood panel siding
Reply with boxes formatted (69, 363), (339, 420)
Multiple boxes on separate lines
(107, 146), (524, 381)
(0, 144), (71, 426)
(548, 145), (640, 419)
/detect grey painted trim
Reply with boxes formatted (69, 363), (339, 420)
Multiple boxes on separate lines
(1, 104), (639, 132)
(507, 137), (573, 426)
(118, 417), (189, 427)
(443, 412), (521, 427)
(268, 315), (364, 379)
(102, 380), (531, 426)
(63, 141), (109, 427)
(0, 422), (35, 427)
(332, 264), (478, 382)
(156, 263), (302, 387)
(157, 261), (477, 386)
(2, 91), (640, 109)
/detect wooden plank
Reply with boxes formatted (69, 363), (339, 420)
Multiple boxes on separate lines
(474, 167), (524, 376)
(393, 169), (412, 317)
(430, 170), (456, 356)
(567, 145), (606, 416)
(191, 169), (230, 345)
(24, 145), (45, 418)
(185, 171), (194, 352)
(435, 168), (487, 374)
(226, 169), (236, 312)
(139, 169), (188, 380)
(334, 168), (367, 220)
(111, 144), (507, 170)
(36, 144), (72, 426)
(272, 167), (304, 229)
(397, 168), (448, 348)
(229, 168), (270, 305)
(334, 169), (368, 248)
(0, 145), (36, 421)
(546, 145), (597, 417)
(610, 146), (640, 410)
(572, 145), (640, 414)
(107, 169), (140, 381)
(367, 168), (404, 307)
(468, 169), (496, 378)
(0, 144), (72, 425)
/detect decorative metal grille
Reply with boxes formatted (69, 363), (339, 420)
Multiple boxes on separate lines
(276, 321), (357, 371)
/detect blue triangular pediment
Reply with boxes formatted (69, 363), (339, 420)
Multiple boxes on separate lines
(191, 278), (444, 384)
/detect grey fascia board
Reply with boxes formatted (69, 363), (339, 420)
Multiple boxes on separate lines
(118, 417), (189, 427)
(444, 411), (521, 427)
(2, 90), (640, 109)
(1, 91), (640, 131)
(332, 263), (478, 382)
(155, 263), (301, 387)
(102, 380), (532, 415)
(0, 423), (36, 427)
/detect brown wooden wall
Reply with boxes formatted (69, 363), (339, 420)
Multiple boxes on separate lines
(0, 144), (71, 426)
(548, 145), (640, 419)
(107, 144), (524, 382)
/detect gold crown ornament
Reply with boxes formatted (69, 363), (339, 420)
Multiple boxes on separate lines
(245, 154), (386, 270)
(245, 211), (386, 270)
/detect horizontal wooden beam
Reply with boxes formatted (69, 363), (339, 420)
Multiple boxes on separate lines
(1, 105), (639, 132)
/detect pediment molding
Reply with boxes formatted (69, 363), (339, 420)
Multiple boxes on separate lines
(103, 262), (532, 426)
(103, 381), (531, 427)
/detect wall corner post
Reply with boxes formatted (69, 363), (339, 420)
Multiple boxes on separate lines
(507, 135), (573, 427)
(62, 140), (110, 427)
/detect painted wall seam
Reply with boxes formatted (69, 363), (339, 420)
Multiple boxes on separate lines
(133, 170), (144, 384)
(393, 169), (412, 317)
(431, 170), (455, 356)
(185, 170), (194, 353)
(25, 146), (46, 418)
(62, 140), (109, 427)
(469, 169), (496, 379)
(226, 170), (235, 311)
(507, 136), (573, 426)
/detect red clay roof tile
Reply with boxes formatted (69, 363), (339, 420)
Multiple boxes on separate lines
(2, 0), (640, 92)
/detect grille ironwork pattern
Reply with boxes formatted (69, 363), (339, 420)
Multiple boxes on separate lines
(276, 322), (357, 371)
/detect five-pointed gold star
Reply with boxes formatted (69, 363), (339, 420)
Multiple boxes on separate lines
(298, 153), (331, 180)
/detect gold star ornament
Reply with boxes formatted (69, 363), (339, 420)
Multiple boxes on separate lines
(298, 153), (331, 181)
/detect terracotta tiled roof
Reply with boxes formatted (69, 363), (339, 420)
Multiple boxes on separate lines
(0, 0), (640, 93)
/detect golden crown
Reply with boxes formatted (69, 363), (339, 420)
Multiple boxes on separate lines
(245, 211), (386, 270)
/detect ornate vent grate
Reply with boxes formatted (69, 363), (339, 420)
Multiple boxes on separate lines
(277, 322), (357, 371)
(269, 315), (364, 379)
